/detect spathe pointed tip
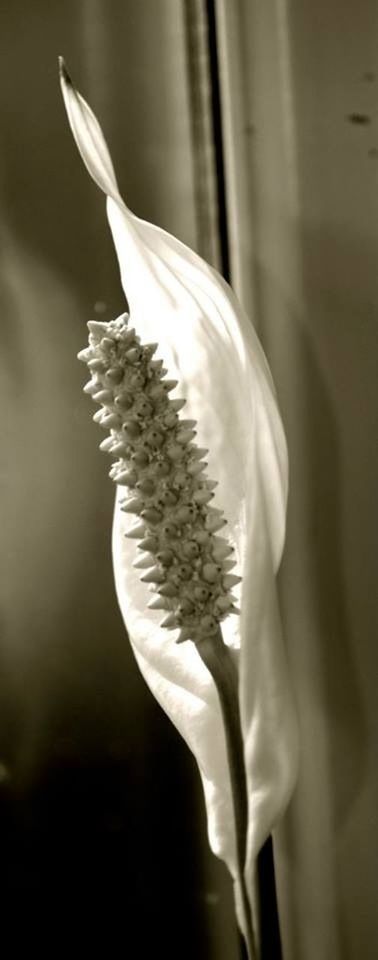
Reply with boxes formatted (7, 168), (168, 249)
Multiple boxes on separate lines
(58, 50), (121, 203)
(58, 56), (71, 85)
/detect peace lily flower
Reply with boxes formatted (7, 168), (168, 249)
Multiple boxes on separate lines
(59, 59), (298, 957)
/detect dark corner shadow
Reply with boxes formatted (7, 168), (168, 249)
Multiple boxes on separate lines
(0, 701), (213, 958)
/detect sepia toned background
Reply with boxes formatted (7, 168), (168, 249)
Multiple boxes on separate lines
(1, 1), (378, 958)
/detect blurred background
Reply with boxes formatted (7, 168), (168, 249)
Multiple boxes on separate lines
(0, 1), (377, 958)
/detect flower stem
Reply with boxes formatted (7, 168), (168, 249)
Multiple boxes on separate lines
(196, 629), (257, 960)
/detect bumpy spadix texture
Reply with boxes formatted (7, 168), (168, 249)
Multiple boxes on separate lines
(60, 60), (298, 906)
(79, 313), (241, 643)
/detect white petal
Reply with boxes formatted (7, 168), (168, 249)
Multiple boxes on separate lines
(61, 64), (298, 902)
(112, 511), (237, 875)
(59, 57), (120, 203)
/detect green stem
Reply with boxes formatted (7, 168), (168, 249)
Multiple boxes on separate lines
(197, 628), (257, 960)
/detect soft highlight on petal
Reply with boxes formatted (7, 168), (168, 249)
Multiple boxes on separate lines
(59, 57), (120, 203)
(60, 61), (298, 912)
(112, 510), (237, 876)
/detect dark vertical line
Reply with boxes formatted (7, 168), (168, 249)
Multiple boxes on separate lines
(258, 836), (283, 960)
(183, 0), (222, 270)
(199, 6), (284, 959)
(205, 0), (230, 282)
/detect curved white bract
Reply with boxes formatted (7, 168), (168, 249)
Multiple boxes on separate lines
(60, 60), (298, 908)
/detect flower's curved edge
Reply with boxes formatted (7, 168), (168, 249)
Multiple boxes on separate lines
(59, 57), (121, 203)
(59, 57), (288, 573)
(60, 57), (298, 940)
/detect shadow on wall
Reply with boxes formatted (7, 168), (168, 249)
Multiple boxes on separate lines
(295, 218), (375, 831)
(269, 222), (373, 785)
(296, 282), (368, 825)
(255, 258), (368, 829)
(256, 215), (378, 958)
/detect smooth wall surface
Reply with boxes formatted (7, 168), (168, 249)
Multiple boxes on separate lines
(217, 1), (378, 957)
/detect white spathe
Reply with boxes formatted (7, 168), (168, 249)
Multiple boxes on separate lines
(60, 60), (298, 909)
